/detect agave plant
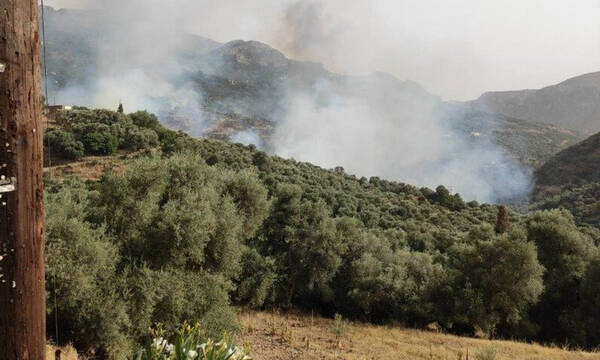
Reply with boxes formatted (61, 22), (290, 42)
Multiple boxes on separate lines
(134, 323), (251, 360)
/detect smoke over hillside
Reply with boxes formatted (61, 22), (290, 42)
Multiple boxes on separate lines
(272, 75), (532, 202)
(43, 0), (540, 202)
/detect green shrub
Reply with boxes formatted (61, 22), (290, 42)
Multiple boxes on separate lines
(52, 108), (181, 157)
(526, 210), (598, 342)
(428, 185), (466, 211)
(45, 183), (132, 358)
(157, 128), (185, 154)
(474, 347), (497, 360)
(330, 313), (349, 340)
(234, 248), (276, 308)
(447, 225), (544, 335)
(56, 108), (126, 127)
(83, 131), (119, 155)
(130, 110), (160, 129)
(45, 129), (85, 160)
(123, 127), (160, 151)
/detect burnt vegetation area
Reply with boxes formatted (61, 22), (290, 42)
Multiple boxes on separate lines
(44, 108), (600, 358)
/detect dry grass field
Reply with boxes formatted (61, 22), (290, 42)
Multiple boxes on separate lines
(45, 344), (78, 360)
(44, 150), (144, 180)
(237, 310), (600, 360)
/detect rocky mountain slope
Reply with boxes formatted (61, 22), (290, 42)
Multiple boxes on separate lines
(43, 6), (583, 173)
(441, 104), (580, 168)
(468, 72), (600, 134)
(42, 6), (221, 91)
(193, 40), (581, 168)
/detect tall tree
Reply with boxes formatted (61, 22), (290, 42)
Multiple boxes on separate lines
(495, 205), (511, 234)
(0, 1), (46, 359)
(526, 210), (596, 342)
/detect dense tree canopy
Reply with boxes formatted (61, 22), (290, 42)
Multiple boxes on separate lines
(45, 108), (173, 162)
(44, 109), (600, 357)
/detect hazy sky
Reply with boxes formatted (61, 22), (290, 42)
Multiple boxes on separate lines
(45, 0), (600, 100)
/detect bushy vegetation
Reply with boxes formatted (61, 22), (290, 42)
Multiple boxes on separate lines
(46, 152), (264, 357)
(532, 131), (600, 231)
(45, 129), (85, 160)
(44, 109), (600, 358)
(532, 182), (600, 228)
(45, 108), (177, 161)
(535, 131), (600, 190)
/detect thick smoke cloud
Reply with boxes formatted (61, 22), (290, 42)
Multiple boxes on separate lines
(45, 0), (537, 202)
(46, 0), (600, 100)
(231, 130), (265, 150)
(47, 0), (213, 131)
(272, 78), (532, 202)
(277, 1), (342, 66)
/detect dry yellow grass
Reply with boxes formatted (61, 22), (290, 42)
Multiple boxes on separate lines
(237, 310), (600, 360)
(45, 156), (125, 180)
(44, 150), (146, 180)
(45, 344), (78, 360)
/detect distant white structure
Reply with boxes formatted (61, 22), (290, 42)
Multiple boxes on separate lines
(44, 104), (73, 119)
(471, 131), (482, 137)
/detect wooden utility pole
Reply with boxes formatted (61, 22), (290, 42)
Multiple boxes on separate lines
(0, 1), (46, 359)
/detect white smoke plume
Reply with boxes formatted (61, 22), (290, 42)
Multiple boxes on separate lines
(231, 130), (265, 150)
(43, 0), (541, 202)
(272, 78), (532, 202)
(276, 1), (343, 66)
(47, 0), (210, 132)
(45, 0), (600, 101)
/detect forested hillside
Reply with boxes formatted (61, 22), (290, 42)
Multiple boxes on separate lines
(535, 131), (600, 190)
(532, 131), (600, 228)
(45, 108), (600, 358)
(441, 104), (581, 168)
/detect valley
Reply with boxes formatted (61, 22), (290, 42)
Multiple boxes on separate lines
(18, 3), (600, 359)
(42, 5), (585, 204)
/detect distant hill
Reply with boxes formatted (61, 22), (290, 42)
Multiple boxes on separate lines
(535, 131), (600, 191)
(190, 39), (581, 168)
(441, 104), (581, 168)
(468, 72), (600, 134)
(532, 131), (600, 227)
(43, 6), (582, 175)
(42, 6), (221, 91)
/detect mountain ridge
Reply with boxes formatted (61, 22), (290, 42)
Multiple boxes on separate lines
(43, 6), (584, 187)
(532, 131), (600, 227)
(468, 71), (600, 134)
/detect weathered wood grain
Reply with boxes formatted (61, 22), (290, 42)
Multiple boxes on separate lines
(0, 1), (45, 359)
